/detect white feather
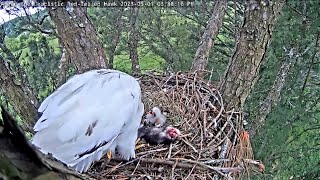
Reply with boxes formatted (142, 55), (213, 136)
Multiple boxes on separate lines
(31, 69), (144, 173)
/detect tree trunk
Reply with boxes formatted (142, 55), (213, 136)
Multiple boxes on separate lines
(128, 7), (140, 74)
(0, 106), (89, 180)
(190, 0), (228, 72)
(250, 47), (296, 136)
(219, 0), (285, 110)
(56, 47), (69, 86)
(108, 8), (124, 69)
(0, 26), (35, 97)
(48, 7), (107, 73)
(0, 57), (38, 132)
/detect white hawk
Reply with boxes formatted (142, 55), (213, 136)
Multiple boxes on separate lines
(31, 69), (144, 173)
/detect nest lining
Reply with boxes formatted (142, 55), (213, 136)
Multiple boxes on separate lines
(88, 71), (259, 180)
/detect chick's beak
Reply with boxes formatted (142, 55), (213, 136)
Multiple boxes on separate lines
(147, 111), (156, 117)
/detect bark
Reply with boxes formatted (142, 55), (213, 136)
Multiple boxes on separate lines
(233, 1), (245, 40)
(191, 0), (228, 72)
(128, 7), (141, 74)
(0, 57), (38, 132)
(48, 7), (107, 73)
(0, 106), (88, 180)
(56, 47), (69, 86)
(108, 8), (124, 69)
(249, 48), (296, 136)
(219, 0), (285, 110)
(0, 26), (30, 89)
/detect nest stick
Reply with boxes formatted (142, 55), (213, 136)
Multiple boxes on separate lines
(92, 72), (254, 179)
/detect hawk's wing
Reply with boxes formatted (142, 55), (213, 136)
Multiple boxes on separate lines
(31, 69), (143, 173)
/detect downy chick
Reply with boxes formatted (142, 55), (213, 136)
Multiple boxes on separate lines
(144, 107), (166, 127)
(138, 126), (181, 145)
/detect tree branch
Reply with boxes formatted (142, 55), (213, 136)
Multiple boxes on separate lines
(301, 32), (320, 91)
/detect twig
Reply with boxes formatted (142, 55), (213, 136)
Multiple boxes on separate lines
(181, 138), (198, 153)
(136, 147), (168, 156)
(131, 159), (140, 175)
(302, 32), (320, 91)
(171, 159), (178, 179)
(167, 143), (173, 158)
(99, 71), (251, 179)
(169, 158), (240, 177)
(207, 112), (232, 146)
(203, 159), (231, 164)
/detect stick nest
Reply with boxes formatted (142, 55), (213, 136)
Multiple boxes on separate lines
(89, 71), (261, 179)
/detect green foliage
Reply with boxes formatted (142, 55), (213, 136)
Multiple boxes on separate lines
(1, 2), (319, 179)
(87, 5), (233, 72)
(1, 9), (54, 38)
(89, 3), (234, 74)
(139, 50), (166, 72)
(4, 32), (60, 101)
(0, 96), (25, 128)
(246, 1), (320, 179)
(113, 50), (166, 74)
